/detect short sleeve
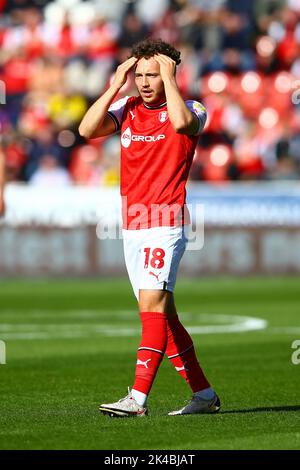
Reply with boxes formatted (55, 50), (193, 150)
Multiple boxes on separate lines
(107, 96), (130, 132)
(185, 100), (207, 135)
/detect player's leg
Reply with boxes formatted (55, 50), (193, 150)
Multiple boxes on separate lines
(100, 228), (174, 417)
(129, 226), (187, 409)
(165, 293), (211, 392)
(124, 228), (172, 407)
(166, 297), (212, 392)
(100, 288), (171, 417)
(130, 289), (171, 408)
(134, 288), (220, 415)
(99, 229), (145, 417)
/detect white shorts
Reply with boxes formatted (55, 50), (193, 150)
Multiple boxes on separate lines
(122, 225), (188, 300)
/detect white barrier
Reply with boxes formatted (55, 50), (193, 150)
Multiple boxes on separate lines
(1, 183), (300, 276)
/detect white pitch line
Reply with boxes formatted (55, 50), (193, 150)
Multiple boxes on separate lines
(0, 313), (268, 340)
(0, 310), (134, 319)
(267, 327), (300, 335)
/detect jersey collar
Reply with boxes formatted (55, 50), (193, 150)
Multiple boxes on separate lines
(143, 101), (167, 110)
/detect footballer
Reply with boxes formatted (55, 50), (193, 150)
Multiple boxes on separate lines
(79, 39), (220, 417)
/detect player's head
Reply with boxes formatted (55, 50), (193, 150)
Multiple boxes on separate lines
(131, 39), (181, 106)
(131, 38), (181, 65)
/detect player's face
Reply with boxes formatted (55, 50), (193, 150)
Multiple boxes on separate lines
(134, 57), (165, 105)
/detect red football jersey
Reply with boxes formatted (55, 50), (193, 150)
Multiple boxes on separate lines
(108, 96), (206, 229)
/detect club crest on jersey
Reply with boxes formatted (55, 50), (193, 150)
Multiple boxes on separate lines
(158, 111), (168, 123)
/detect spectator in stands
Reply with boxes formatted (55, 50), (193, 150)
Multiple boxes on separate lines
(29, 154), (72, 187)
(23, 126), (65, 181)
(0, 0), (299, 185)
(118, 11), (148, 50)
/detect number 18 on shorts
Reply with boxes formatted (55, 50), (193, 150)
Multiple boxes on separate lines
(123, 225), (187, 300)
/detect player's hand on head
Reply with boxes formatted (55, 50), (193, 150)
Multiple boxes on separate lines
(154, 54), (176, 82)
(112, 56), (138, 89)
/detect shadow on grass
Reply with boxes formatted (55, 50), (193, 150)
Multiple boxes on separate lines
(221, 405), (300, 414)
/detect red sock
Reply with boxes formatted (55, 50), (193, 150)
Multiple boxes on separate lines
(133, 312), (168, 395)
(166, 315), (210, 393)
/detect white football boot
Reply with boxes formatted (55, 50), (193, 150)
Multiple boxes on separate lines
(168, 392), (221, 416)
(99, 388), (148, 418)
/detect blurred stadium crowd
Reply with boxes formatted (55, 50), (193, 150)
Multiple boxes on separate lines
(1, 0), (300, 186)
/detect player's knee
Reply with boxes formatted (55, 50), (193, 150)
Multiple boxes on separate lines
(138, 289), (173, 314)
(139, 290), (164, 312)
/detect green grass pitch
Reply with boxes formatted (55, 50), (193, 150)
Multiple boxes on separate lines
(0, 277), (299, 450)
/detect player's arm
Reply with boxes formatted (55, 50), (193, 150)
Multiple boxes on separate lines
(0, 146), (5, 217)
(79, 56), (138, 139)
(155, 53), (201, 135)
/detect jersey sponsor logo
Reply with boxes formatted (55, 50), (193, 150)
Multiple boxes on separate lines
(121, 126), (166, 148)
(121, 126), (132, 148)
(158, 111), (168, 123)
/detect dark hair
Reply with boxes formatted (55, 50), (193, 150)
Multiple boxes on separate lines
(131, 38), (181, 65)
